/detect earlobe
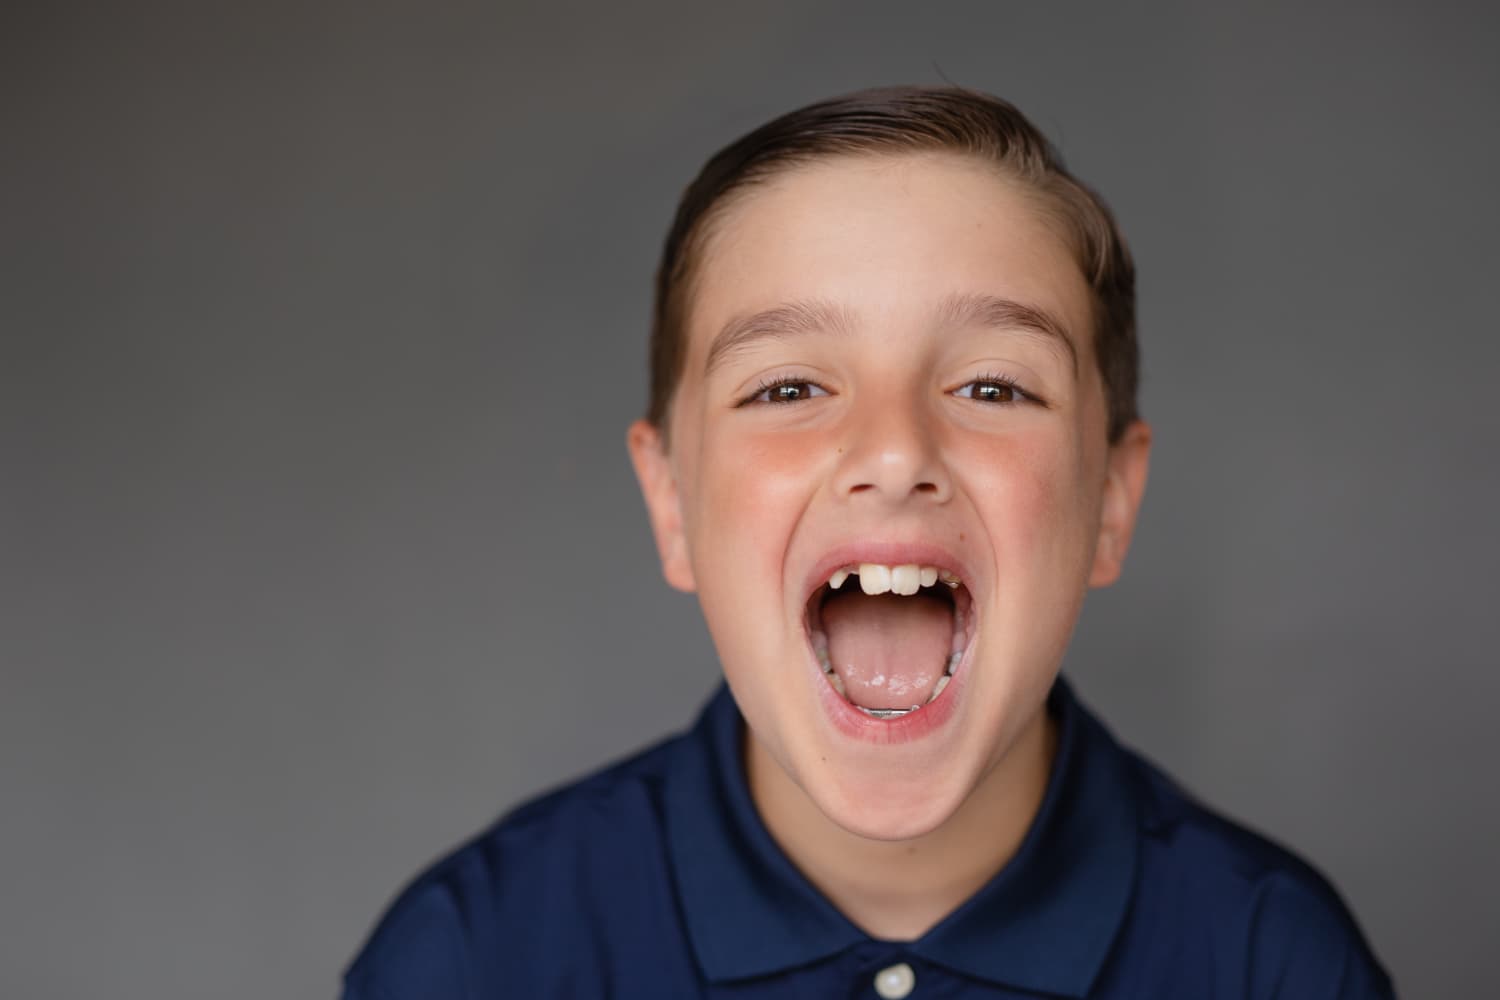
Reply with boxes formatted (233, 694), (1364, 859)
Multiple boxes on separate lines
(1088, 420), (1152, 588)
(626, 419), (697, 593)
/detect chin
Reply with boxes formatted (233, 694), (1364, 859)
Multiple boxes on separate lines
(807, 766), (978, 842)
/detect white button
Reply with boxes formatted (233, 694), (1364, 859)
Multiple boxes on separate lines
(873, 961), (915, 999)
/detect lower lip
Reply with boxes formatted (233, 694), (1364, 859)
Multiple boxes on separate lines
(812, 648), (967, 744)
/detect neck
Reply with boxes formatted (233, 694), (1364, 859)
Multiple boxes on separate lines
(745, 703), (1058, 941)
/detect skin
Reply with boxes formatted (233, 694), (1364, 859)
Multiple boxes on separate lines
(628, 152), (1151, 939)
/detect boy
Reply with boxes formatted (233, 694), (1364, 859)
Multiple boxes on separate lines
(342, 86), (1394, 998)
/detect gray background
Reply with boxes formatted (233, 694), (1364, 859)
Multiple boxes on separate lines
(4, 1), (1497, 997)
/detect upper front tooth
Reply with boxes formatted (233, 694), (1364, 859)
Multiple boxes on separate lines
(919, 566), (938, 588)
(858, 563), (892, 595)
(829, 568), (850, 590)
(891, 564), (921, 595)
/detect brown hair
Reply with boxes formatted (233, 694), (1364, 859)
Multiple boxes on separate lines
(647, 85), (1140, 444)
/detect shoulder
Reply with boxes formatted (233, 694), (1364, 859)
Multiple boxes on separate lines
(1117, 747), (1396, 998)
(341, 732), (687, 1000)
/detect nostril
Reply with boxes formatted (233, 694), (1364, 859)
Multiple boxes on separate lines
(835, 444), (952, 501)
(844, 480), (943, 498)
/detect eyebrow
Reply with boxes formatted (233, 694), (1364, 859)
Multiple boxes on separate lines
(935, 291), (1079, 375)
(701, 292), (1079, 377)
(703, 299), (855, 377)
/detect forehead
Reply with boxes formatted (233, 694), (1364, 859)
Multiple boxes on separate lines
(682, 152), (1095, 371)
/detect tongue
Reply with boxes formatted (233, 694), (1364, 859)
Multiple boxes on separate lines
(822, 591), (952, 710)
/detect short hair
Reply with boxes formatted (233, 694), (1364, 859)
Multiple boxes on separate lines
(646, 85), (1140, 444)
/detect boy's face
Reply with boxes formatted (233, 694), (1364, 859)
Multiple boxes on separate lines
(630, 152), (1150, 841)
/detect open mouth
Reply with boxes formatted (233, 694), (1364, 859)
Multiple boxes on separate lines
(804, 563), (975, 720)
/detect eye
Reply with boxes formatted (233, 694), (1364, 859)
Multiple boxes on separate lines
(953, 373), (1035, 405)
(742, 377), (831, 405)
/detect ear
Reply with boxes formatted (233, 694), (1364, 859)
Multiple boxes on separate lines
(1088, 419), (1152, 588)
(626, 419), (697, 593)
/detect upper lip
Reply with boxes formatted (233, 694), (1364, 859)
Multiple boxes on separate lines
(799, 539), (978, 610)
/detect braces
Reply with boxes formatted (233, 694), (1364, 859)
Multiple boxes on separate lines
(858, 706), (922, 719)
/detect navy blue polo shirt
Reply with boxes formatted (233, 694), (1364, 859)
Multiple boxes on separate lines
(342, 677), (1394, 998)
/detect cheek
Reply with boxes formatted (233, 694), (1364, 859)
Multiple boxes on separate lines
(693, 426), (827, 589)
(687, 427), (827, 711)
(959, 428), (1097, 568)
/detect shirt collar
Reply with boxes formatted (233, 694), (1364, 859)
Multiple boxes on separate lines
(663, 675), (1141, 995)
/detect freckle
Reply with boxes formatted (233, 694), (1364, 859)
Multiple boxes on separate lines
(959, 532), (966, 541)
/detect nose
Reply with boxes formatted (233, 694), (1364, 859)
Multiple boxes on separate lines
(832, 389), (953, 506)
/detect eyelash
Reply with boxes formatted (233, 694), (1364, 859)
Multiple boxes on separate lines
(957, 371), (1037, 405)
(738, 372), (1041, 407)
(740, 375), (830, 406)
